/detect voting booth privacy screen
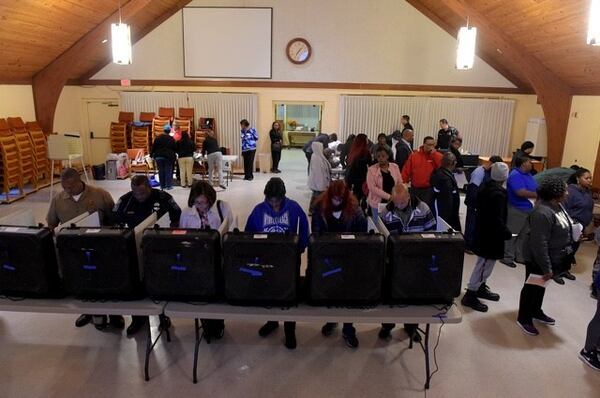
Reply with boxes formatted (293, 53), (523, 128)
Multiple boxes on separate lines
(0, 226), (61, 297)
(222, 232), (300, 306)
(307, 233), (385, 306)
(142, 228), (222, 301)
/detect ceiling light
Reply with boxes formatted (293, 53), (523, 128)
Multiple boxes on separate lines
(588, 0), (600, 45)
(111, 2), (132, 64)
(456, 24), (477, 70)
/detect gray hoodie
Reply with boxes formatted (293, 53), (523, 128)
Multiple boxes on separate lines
(308, 141), (332, 192)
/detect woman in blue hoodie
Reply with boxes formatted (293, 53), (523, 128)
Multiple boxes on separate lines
(245, 177), (309, 349)
(240, 119), (258, 181)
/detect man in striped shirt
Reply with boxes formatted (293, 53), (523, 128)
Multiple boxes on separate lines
(381, 183), (437, 233)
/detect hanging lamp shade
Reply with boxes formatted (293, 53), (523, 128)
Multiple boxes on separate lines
(456, 26), (477, 70)
(588, 0), (600, 45)
(111, 22), (132, 65)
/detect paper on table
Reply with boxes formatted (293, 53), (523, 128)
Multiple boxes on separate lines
(525, 274), (549, 288)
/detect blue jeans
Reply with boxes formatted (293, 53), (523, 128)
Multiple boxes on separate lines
(155, 157), (173, 189)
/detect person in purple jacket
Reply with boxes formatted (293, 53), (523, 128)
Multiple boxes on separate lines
(245, 177), (309, 349)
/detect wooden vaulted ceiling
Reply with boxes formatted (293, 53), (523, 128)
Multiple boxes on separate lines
(0, 0), (190, 84)
(407, 0), (600, 94)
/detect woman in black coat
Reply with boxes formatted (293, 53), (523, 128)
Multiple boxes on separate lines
(461, 162), (511, 312)
(269, 121), (283, 173)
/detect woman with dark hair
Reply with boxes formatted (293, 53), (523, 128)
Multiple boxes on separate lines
(339, 134), (356, 169)
(511, 141), (535, 169)
(366, 147), (402, 219)
(179, 180), (235, 230)
(561, 167), (593, 282)
(312, 180), (367, 348)
(345, 133), (372, 207)
(269, 121), (283, 173)
(177, 131), (195, 188)
(516, 176), (575, 336)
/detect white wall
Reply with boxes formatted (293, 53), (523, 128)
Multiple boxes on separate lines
(94, 0), (514, 88)
(0, 85), (36, 121)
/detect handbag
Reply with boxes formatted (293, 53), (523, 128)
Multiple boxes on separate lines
(272, 141), (282, 151)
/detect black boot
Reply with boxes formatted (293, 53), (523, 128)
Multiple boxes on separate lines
(477, 284), (500, 301)
(461, 290), (489, 312)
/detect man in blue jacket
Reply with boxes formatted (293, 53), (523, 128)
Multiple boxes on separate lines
(245, 177), (309, 349)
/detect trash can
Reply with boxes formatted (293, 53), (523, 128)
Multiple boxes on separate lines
(105, 160), (117, 180)
(92, 164), (106, 180)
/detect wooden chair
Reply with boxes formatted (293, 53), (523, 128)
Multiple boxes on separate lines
(7, 117), (27, 134)
(131, 126), (150, 152)
(0, 119), (11, 137)
(152, 117), (171, 143)
(0, 135), (24, 203)
(174, 118), (191, 135)
(178, 107), (195, 134)
(139, 112), (155, 123)
(110, 122), (127, 153)
(118, 112), (134, 124)
(14, 132), (37, 189)
(127, 148), (150, 176)
(195, 130), (206, 152)
(158, 107), (175, 119)
(26, 122), (51, 183)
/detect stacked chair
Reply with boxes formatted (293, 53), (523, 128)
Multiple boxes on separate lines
(0, 119), (24, 202)
(26, 121), (51, 185)
(110, 122), (128, 154)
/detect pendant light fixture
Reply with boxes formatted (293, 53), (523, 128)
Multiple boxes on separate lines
(111, 1), (132, 64)
(588, 0), (600, 45)
(456, 18), (477, 70)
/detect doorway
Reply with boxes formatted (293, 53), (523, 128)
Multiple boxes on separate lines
(273, 102), (323, 147)
(85, 100), (120, 165)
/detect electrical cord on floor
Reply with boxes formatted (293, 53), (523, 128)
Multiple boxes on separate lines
(424, 303), (452, 393)
(0, 294), (26, 301)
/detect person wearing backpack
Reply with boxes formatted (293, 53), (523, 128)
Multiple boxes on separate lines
(178, 180), (236, 340)
(516, 176), (574, 336)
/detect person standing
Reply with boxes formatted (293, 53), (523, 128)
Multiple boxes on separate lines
(464, 156), (504, 252)
(312, 180), (367, 348)
(563, 167), (593, 282)
(245, 178), (309, 350)
(151, 124), (177, 190)
(177, 131), (195, 188)
(366, 147), (402, 220)
(462, 162), (511, 312)
(449, 137), (464, 169)
(401, 114), (413, 132)
(431, 152), (461, 231)
(394, 129), (414, 170)
(516, 177), (574, 336)
(240, 119), (258, 181)
(339, 134), (356, 169)
(345, 133), (372, 208)
(308, 141), (332, 214)
(303, 133), (330, 173)
(402, 136), (443, 211)
(579, 272), (600, 370)
(371, 133), (393, 161)
(436, 119), (460, 151)
(202, 130), (226, 190)
(511, 141), (535, 169)
(501, 156), (538, 268)
(269, 121), (283, 173)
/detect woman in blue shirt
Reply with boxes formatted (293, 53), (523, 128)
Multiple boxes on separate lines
(240, 119), (258, 181)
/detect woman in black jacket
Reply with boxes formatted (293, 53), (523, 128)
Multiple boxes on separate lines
(151, 124), (177, 190)
(462, 162), (511, 312)
(269, 121), (283, 173)
(516, 176), (574, 336)
(177, 131), (195, 188)
(345, 133), (372, 209)
(311, 180), (367, 348)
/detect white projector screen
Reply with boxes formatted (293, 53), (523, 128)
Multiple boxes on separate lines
(183, 7), (272, 79)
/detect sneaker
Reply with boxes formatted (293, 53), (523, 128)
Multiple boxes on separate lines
(109, 315), (125, 329)
(284, 330), (297, 350)
(343, 332), (359, 348)
(500, 259), (517, 268)
(553, 275), (565, 285)
(461, 291), (489, 312)
(562, 271), (576, 281)
(579, 349), (600, 371)
(93, 315), (108, 331)
(127, 316), (147, 336)
(517, 321), (539, 336)
(476, 284), (500, 302)
(321, 323), (337, 337)
(75, 314), (92, 328)
(378, 325), (394, 339)
(533, 313), (555, 325)
(258, 321), (279, 337)
(404, 325), (422, 342)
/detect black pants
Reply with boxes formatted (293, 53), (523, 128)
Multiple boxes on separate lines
(517, 262), (547, 324)
(305, 152), (312, 175)
(271, 149), (281, 171)
(464, 206), (477, 250)
(242, 149), (256, 180)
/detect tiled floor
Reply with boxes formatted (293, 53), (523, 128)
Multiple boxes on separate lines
(1, 149), (599, 397)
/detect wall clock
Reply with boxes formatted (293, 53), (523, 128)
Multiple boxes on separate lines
(286, 38), (312, 64)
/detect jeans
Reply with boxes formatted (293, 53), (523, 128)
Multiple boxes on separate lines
(155, 157), (173, 189)
(467, 257), (496, 291)
(207, 151), (224, 186)
(242, 150), (256, 180)
(271, 149), (281, 171)
(178, 156), (194, 187)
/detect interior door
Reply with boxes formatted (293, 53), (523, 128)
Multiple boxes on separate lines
(86, 101), (120, 165)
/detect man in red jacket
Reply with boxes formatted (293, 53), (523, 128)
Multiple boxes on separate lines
(401, 136), (442, 208)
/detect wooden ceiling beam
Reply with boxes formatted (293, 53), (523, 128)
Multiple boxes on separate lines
(409, 0), (573, 166)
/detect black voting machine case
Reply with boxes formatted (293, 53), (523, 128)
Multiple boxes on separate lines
(386, 231), (465, 304)
(222, 232), (300, 306)
(307, 232), (385, 306)
(56, 227), (142, 299)
(0, 226), (62, 297)
(141, 228), (222, 301)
